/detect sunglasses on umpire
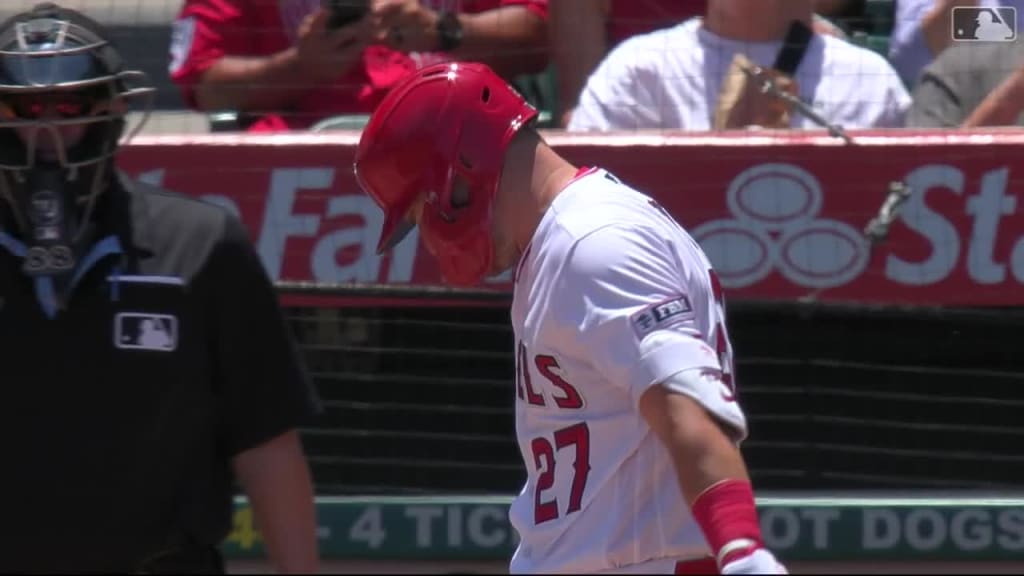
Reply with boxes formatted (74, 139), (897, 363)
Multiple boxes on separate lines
(0, 91), (103, 121)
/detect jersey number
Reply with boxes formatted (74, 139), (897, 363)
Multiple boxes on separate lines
(531, 422), (591, 525)
(23, 245), (74, 275)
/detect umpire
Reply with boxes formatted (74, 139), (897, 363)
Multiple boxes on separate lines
(0, 3), (321, 573)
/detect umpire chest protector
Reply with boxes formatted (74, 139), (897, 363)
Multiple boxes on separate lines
(0, 177), (241, 571)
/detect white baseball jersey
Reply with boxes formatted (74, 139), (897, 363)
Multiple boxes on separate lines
(508, 167), (749, 574)
(568, 17), (911, 132)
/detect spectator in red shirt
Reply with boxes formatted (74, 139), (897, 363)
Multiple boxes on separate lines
(550, 0), (851, 128)
(170, 0), (549, 132)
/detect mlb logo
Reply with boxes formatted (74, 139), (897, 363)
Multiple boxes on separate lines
(952, 7), (1017, 42)
(632, 310), (656, 333)
(114, 313), (178, 352)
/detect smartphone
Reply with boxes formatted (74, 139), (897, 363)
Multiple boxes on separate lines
(324, 0), (368, 30)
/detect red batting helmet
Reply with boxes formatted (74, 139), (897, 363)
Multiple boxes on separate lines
(354, 62), (538, 286)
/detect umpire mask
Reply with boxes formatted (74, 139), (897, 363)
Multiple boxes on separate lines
(0, 3), (153, 289)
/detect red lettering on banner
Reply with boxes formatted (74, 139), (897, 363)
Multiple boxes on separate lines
(118, 130), (1024, 307)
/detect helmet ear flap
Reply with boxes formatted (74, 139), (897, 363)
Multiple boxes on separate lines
(356, 61), (538, 285)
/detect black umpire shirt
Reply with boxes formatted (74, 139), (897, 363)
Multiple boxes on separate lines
(0, 172), (321, 572)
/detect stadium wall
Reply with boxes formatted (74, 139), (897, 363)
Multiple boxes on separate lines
(221, 496), (1024, 574)
(119, 128), (1024, 307)
(109, 130), (1024, 571)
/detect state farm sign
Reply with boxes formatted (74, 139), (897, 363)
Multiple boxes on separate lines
(118, 132), (1024, 306)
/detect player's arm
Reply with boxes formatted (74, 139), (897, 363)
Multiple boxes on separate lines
(563, 224), (783, 575)
(204, 214), (323, 573)
(639, 383), (749, 508)
(638, 382), (780, 574)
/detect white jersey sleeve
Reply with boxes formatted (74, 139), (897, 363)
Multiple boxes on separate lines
(552, 221), (747, 438)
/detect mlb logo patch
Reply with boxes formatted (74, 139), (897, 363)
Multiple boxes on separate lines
(631, 296), (694, 338)
(951, 6), (1017, 42)
(114, 313), (178, 352)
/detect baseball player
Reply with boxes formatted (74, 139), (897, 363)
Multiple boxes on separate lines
(355, 61), (786, 575)
(0, 3), (320, 572)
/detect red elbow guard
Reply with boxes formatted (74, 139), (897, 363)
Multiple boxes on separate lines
(690, 479), (764, 567)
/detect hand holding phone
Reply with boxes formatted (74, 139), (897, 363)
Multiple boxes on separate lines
(292, 6), (369, 83)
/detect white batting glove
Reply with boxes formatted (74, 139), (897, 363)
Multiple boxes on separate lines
(720, 549), (788, 575)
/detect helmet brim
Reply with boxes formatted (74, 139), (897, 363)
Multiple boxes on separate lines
(376, 213), (416, 255)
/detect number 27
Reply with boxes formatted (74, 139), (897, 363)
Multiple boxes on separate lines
(531, 422), (591, 525)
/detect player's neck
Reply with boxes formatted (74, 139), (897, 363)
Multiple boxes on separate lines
(497, 134), (578, 254)
(703, 1), (812, 42)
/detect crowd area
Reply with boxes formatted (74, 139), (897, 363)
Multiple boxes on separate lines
(3, 0), (1017, 134)
(153, 0), (1024, 133)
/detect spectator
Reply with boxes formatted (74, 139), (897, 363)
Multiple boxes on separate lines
(550, 1), (706, 128)
(566, 0), (910, 133)
(889, 0), (1023, 89)
(169, 0), (549, 132)
(906, 40), (1024, 126)
(551, 0), (856, 128)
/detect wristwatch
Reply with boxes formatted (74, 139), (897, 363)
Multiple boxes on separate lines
(436, 11), (463, 52)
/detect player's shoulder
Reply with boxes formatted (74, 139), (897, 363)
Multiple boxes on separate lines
(548, 170), (668, 240)
(119, 172), (251, 267)
(565, 222), (668, 278)
(542, 178), (672, 274)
